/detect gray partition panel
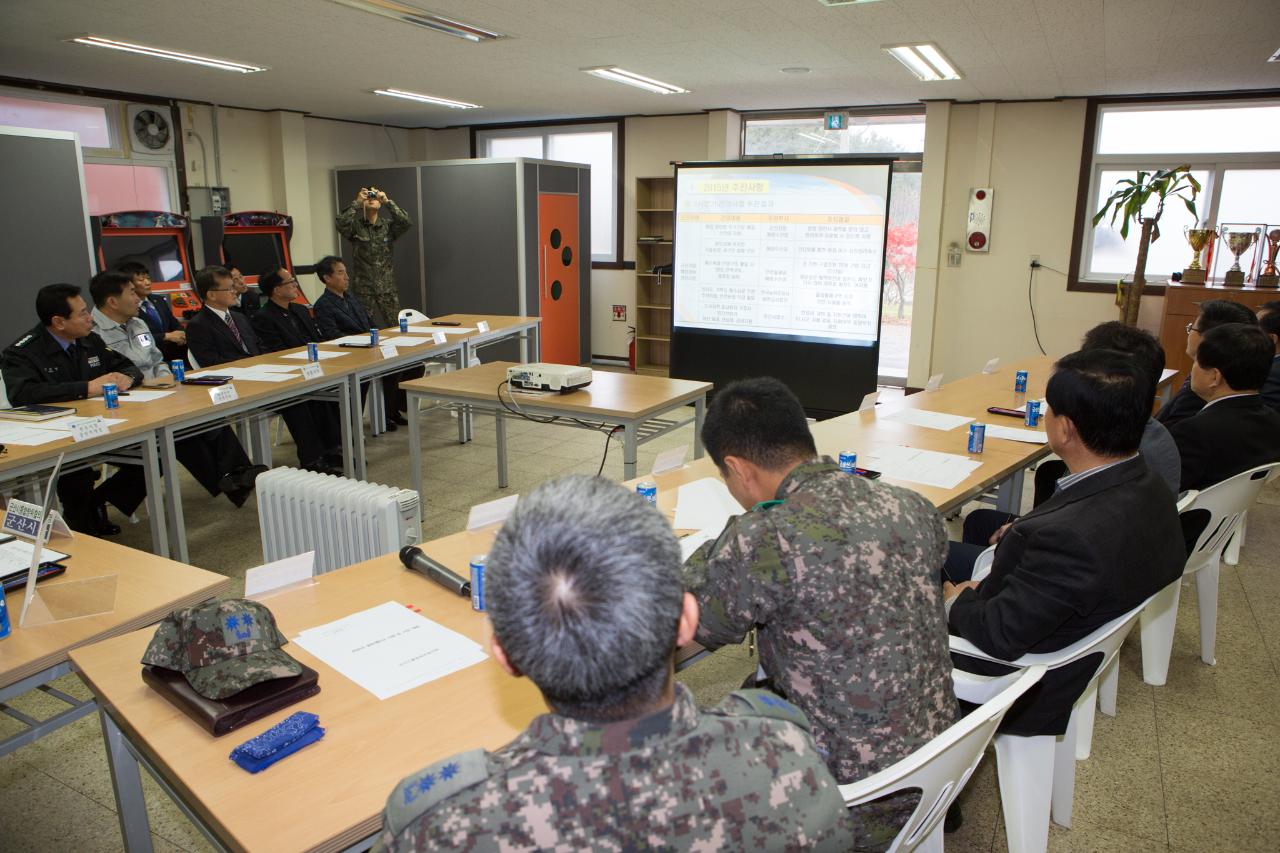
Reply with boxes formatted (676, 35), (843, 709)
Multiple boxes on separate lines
(333, 166), (423, 311)
(0, 128), (94, 348)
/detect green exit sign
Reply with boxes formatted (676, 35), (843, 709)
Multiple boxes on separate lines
(824, 112), (846, 130)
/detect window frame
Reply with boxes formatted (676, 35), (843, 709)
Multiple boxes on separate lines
(0, 85), (126, 157)
(739, 106), (926, 159)
(471, 117), (625, 268)
(1067, 94), (1280, 294)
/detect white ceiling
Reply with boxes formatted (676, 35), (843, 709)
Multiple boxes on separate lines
(2, 0), (1278, 127)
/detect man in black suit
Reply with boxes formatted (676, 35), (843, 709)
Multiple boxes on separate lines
(228, 267), (262, 316)
(1, 284), (145, 535)
(1257, 301), (1280, 414)
(1156, 299), (1257, 428)
(118, 261), (186, 362)
(1168, 322), (1280, 494)
(186, 266), (343, 475)
(944, 349), (1185, 736)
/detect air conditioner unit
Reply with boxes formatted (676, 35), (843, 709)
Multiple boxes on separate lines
(256, 468), (421, 574)
(126, 104), (175, 156)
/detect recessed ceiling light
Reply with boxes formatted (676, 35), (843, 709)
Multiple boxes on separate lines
(781, 67), (811, 74)
(582, 67), (689, 95)
(883, 43), (963, 81)
(67, 35), (267, 73)
(326, 0), (504, 41)
(373, 88), (481, 109)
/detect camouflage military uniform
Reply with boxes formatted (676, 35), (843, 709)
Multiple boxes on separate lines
(376, 685), (854, 852)
(334, 199), (412, 327)
(141, 599), (302, 699)
(684, 457), (958, 850)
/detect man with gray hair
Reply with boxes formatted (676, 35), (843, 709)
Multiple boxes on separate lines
(377, 474), (853, 851)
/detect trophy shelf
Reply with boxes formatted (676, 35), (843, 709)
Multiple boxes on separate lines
(1158, 280), (1279, 389)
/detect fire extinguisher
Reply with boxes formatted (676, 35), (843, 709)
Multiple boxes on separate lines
(628, 325), (636, 372)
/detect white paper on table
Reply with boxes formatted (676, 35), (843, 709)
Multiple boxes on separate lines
(1159, 368), (1177, 384)
(983, 424), (1049, 444)
(325, 334), (380, 345)
(859, 391), (879, 412)
(380, 336), (432, 347)
(679, 528), (720, 562)
(467, 494), (519, 530)
(292, 601), (487, 700)
(116, 389), (175, 402)
(651, 445), (687, 475)
(0, 425), (68, 445)
(244, 551), (316, 597)
(925, 373), (944, 391)
(25, 416), (127, 433)
(406, 326), (476, 336)
(881, 409), (974, 431)
(249, 364), (304, 373)
(674, 478), (744, 531)
(280, 350), (349, 360)
(0, 539), (70, 573)
(233, 370), (297, 383)
(1012, 398), (1045, 413)
(862, 445), (984, 490)
(982, 357), (1000, 374)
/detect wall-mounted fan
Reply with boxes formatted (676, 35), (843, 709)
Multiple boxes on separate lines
(126, 104), (174, 155)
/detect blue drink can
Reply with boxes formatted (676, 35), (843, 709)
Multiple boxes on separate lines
(306, 342), (319, 362)
(369, 327), (379, 346)
(1015, 370), (1029, 394)
(0, 589), (11, 640)
(968, 422), (986, 454)
(636, 481), (657, 504)
(170, 359), (185, 381)
(1025, 399), (1041, 427)
(399, 317), (409, 334)
(103, 383), (119, 409)
(839, 451), (857, 474)
(470, 555), (487, 611)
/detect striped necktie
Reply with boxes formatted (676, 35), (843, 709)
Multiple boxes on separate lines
(225, 313), (247, 353)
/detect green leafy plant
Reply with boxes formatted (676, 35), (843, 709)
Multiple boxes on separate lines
(1092, 165), (1200, 326)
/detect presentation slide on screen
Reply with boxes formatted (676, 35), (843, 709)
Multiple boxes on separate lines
(674, 164), (890, 346)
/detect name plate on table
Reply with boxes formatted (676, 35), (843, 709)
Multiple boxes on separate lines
(70, 416), (109, 442)
(982, 357), (1000, 374)
(432, 331), (448, 345)
(651, 446), (687, 475)
(2, 499), (71, 539)
(476, 320), (490, 333)
(925, 373), (944, 392)
(209, 384), (239, 405)
(380, 344), (398, 360)
(301, 362), (324, 381)
(859, 391), (879, 412)
(467, 494), (519, 531)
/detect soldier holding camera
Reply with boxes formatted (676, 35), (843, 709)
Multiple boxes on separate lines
(334, 187), (412, 327)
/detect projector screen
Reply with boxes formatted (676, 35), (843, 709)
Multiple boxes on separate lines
(674, 162), (890, 346)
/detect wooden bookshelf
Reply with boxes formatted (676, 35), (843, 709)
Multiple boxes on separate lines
(635, 176), (674, 376)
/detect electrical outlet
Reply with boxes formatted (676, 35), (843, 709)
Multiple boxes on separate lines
(1028, 254), (1040, 269)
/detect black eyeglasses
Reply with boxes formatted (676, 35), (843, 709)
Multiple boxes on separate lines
(1185, 322), (1201, 334)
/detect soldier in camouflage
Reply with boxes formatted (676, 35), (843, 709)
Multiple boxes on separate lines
(683, 377), (959, 852)
(141, 599), (302, 700)
(334, 187), (413, 327)
(377, 475), (853, 852)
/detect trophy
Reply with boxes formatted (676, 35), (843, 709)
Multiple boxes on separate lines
(1259, 227), (1280, 288)
(1181, 226), (1217, 284)
(1220, 227), (1260, 287)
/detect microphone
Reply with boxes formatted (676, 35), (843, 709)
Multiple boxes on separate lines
(399, 546), (471, 597)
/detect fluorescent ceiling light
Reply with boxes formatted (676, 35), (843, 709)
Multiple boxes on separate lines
(325, 0), (504, 42)
(582, 67), (689, 95)
(67, 35), (266, 73)
(883, 43), (963, 81)
(374, 88), (481, 109)
(816, 0), (886, 6)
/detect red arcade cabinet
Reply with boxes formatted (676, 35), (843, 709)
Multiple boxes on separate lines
(91, 211), (200, 319)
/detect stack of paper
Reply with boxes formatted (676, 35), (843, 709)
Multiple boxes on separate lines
(292, 601), (488, 700)
(881, 409), (975, 431)
(407, 326), (476, 336)
(0, 540), (69, 573)
(863, 445), (984, 490)
(673, 478), (744, 532)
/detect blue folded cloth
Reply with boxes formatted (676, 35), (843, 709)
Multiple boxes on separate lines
(229, 711), (324, 773)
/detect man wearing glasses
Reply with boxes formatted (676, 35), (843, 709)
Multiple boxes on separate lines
(1157, 299), (1258, 428)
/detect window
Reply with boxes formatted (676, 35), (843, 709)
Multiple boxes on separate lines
(743, 112), (925, 157)
(476, 122), (620, 264)
(1073, 99), (1280, 288)
(0, 92), (114, 150)
(83, 163), (173, 215)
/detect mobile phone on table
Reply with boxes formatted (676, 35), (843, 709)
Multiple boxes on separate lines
(854, 468), (882, 479)
(1, 563), (67, 592)
(339, 343), (376, 348)
(987, 406), (1024, 418)
(181, 376), (232, 386)
(430, 321), (461, 326)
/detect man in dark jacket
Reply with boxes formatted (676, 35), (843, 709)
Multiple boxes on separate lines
(945, 349), (1185, 736)
(1156, 299), (1257, 427)
(1, 284), (146, 535)
(1257, 301), (1280, 414)
(118, 261), (186, 362)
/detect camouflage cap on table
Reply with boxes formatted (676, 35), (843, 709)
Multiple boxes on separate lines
(141, 599), (301, 700)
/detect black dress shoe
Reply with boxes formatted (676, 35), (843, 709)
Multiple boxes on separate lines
(388, 413), (409, 426)
(382, 419), (399, 432)
(304, 460), (344, 477)
(93, 502), (122, 536)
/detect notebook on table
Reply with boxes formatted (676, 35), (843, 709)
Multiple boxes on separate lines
(141, 663), (321, 737)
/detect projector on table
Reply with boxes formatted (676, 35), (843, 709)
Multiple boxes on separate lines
(506, 363), (593, 393)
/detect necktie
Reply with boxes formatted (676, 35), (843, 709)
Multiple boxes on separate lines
(143, 299), (161, 326)
(225, 313), (247, 353)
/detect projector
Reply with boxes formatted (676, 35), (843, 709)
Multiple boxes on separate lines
(506, 363), (593, 393)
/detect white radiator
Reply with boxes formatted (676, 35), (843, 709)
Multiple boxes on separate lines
(256, 468), (421, 574)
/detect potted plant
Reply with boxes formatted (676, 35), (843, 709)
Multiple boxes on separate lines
(1092, 165), (1200, 326)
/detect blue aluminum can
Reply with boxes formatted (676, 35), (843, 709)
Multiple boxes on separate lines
(103, 383), (119, 409)
(399, 317), (409, 334)
(170, 359), (185, 381)
(0, 589), (11, 640)
(1025, 399), (1041, 428)
(636, 481), (657, 504)
(968, 422), (986, 454)
(838, 451), (857, 474)
(306, 342), (319, 362)
(1015, 370), (1029, 394)
(369, 327), (379, 346)
(470, 555), (487, 611)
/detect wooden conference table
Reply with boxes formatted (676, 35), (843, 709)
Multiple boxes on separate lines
(0, 532), (228, 758)
(401, 362), (713, 499)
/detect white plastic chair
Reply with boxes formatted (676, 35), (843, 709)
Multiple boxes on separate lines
(1139, 462), (1279, 685)
(398, 308), (429, 324)
(0, 373), (9, 409)
(1222, 467), (1280, 565)
(950, 590), (1158, 853)
(186, 350), (201, 369)
(840, 666), (1046, 853)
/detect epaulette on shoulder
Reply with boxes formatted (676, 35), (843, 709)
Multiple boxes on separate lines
(714, 689), (811, 731)
(14, 334), (33, 347)
(383, 748), (489, 839)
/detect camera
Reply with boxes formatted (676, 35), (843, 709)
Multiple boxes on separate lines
(365, 188), (379, 200)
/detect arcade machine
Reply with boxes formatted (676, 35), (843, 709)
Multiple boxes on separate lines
(200, 211), (305, 305)
(91, 211), (200, 319)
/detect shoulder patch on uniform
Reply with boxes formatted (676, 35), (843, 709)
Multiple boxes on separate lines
(383, 748), (489, 838)
(14, 334), (33, 347)
(716, 689), (811, 730)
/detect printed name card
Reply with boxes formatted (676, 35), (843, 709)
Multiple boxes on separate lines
(651, 446), (688, 475)
(301, 362), (324, 380)
(209, 384), (239, 405)
(982, 357), (1001, 374)
(925, 373), (944, 392)
(476, 320), (490, 333)
(2, 499), (43, 538)
(432, 331), (448, 345)
(380, 344), (399, 360)
(859, 391), (879, 412)
(467, 494), (519, 531)
(69, 416), (109, 442)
